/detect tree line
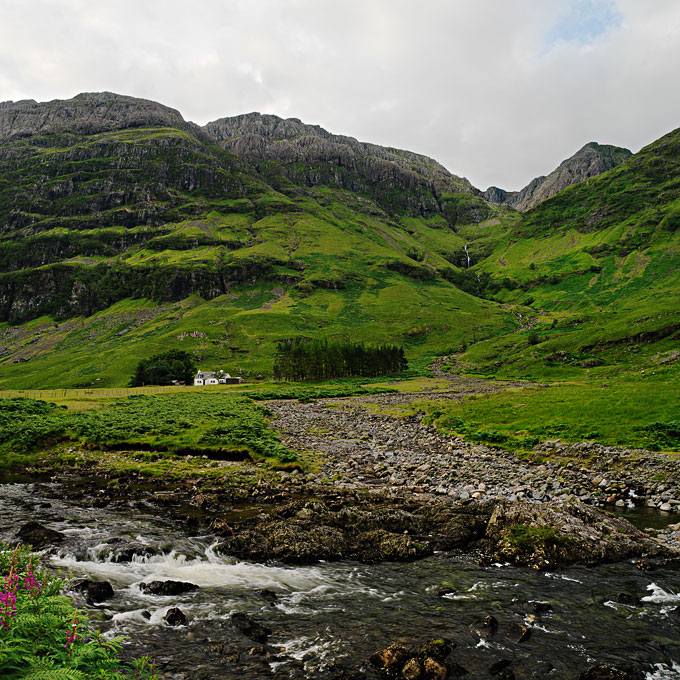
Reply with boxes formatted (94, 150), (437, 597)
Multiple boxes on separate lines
(273, 338), (408, 381)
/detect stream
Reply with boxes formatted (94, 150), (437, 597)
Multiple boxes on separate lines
(3, 480), (680, 679)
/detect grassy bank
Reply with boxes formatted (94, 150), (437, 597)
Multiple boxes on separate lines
(0, 392), (301, 471)
(419, 375), (680, 451)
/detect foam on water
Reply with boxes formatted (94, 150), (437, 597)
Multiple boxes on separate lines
(646, 661), (680, 679)
(642, 583), (680, 604)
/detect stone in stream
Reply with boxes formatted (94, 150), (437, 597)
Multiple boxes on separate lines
(16, 521), (65, 548)
(259, 588), (279, 604)
(505, 621), (531, 643)
(369, 643), (410, 672)
(416, 637), (454, 661)
(141, 580), (199, 596)
(71, 578), (114, 603)
(230, 611), (272, 643)
(613, 592), (640, 606)
(422, 657), (448, 679)
(470, 615), (498, 639)
(163, 607), (187, 626)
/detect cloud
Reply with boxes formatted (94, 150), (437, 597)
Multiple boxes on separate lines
(0, 0), (678, 190)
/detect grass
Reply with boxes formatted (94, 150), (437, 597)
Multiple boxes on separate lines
(419, 375), (680, 451)
(0, 393), (300, 470)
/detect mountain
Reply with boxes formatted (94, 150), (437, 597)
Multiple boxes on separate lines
(0, 92), (677, 389)
(0, 93), (509, 388)
(463, 127), (680, 378)
(484, 142), (632, 211)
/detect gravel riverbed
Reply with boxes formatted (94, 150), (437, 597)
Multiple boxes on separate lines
(267, 389), (680, 519)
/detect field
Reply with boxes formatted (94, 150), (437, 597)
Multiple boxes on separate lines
(416, 374), (680, 452)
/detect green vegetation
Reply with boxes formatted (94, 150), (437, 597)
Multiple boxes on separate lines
(273, 338), (407, 381)
(0, 393), (299, 466)
(421, 376), (680, 451)
(505, 524), (572, 552)
(0, 544), (158, 679)
(129, 349), (196, 387)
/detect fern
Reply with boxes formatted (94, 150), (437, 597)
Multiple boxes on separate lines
(23, 664), (88, 680)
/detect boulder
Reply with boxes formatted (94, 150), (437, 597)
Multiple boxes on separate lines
(470, 615), (498, 640)
(230, 611), (272, 643)
(370, 643), (410, 672)
(140, 580), (199, 596)
(71, 579), (114, 603)
(16, 521), (65, 548)
(163, 607), (186, 626)
(485, 501), (673, 569)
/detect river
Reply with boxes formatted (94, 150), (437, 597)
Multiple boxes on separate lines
(2, 480), (680, 679)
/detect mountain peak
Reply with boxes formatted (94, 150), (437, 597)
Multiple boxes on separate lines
(485, 141), (632, 211)
(0, 92), (189, 142)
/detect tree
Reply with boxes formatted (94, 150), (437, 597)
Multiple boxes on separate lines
(129, 350), (196, 386)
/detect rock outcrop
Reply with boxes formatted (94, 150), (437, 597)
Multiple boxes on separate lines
(0, 92), (196, 141)
(484, 142), (632, 211)
(204, 112), (490, 221)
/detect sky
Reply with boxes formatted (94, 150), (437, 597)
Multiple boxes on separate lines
(0, 0), (679, 190)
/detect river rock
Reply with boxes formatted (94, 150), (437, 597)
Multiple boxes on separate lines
(16, 521), (65, 548)
(613, 592), (639, 606)
(230, 611), (272, 643)
(401, 657), (422, 680)
(471, 615), (498, 639)
(370, 643), (410, 672)
(417, 638), (454, 661)
(163, 607), (187, 626)
(485, 501), (674, 569)
(141, 580), (199, 596)
(506, 621), (531, 643)
(422, 657), (447, 679)
(71, 578), (114, 603)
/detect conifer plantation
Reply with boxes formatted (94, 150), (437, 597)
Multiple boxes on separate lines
(273, 338), (408, 381)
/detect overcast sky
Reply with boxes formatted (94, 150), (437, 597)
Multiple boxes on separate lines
(1, 0), (679, 190)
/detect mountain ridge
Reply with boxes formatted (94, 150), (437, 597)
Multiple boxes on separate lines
(484, 141), (632, 211)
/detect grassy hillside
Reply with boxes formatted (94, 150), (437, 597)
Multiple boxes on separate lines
(1, 95), (679, 394)
(446, 128), (680, 381)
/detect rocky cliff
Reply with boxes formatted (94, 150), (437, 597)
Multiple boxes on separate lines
(484, 142), (632, 211)
(0, 92), (201, 141)
(204, 112), (491, 221)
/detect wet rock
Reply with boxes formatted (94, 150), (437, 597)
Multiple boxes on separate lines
(230, 611), (272, 643)
(71, 579), (114, 603)
(578, 665), (644, 680)
(485, 501), (674, 569)
(370, 643), (410, 672)
(613, 592), (639, 606)
(470, 615), (498, 639)
(434, 588), (457, 598)
(259, 588), (279, 604)
(112, 544), (159, 563)
(489, 659), (512, 675)
(352, 529), (429, 562)
(506, 621), (531, 643)
(163, 607), (186, 626)
(422, 657), (447, 679)
(417, 638), (454, 662)
(16, 521), (65, 548)
(401, 657), (422, 679)
(530, 601), (553, 614)
(141, 580), (199, 596)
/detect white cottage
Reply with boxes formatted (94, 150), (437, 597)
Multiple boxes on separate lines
(194, 369), (243, 386)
